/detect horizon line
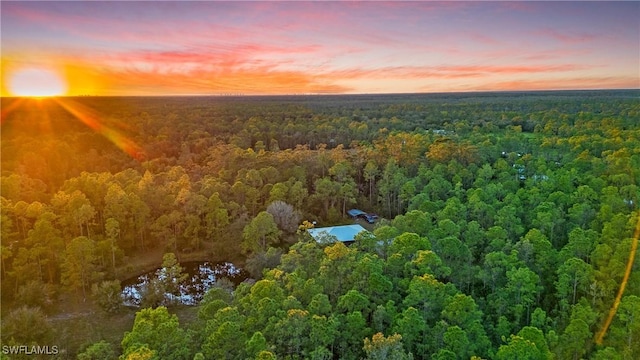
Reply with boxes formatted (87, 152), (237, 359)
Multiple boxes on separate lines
(2, 88), (639, 99)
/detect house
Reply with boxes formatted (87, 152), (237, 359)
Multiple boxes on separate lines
(307, 224), (369, 244)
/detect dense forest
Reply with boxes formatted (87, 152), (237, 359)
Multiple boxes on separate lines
(1, 90), (639, 359)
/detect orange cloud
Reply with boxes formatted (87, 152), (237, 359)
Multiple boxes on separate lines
(88, 65), (351, 95)
(60, 55), (604, 95)
(538, 28), (598, 44)
(56, 44), (353, 95)
(322, 64), (593, 81)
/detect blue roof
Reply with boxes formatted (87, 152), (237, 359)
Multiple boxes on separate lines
(308, 224), (368, 243)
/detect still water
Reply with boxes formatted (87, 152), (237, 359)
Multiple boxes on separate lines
(121, 261), (248, 306)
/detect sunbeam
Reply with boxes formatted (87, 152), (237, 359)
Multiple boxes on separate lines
(0, 97), (27, 124)
(54, 98), (144, 160)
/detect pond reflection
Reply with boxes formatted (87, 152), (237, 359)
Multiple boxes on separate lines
(121, 261), (247, 306)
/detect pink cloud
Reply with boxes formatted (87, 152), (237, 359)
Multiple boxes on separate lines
(94, 42), (326, 76)
(522, 48), (591, 61)
(322, 64), (594, 81)
(467, 34), (502, 46)
(4, 3), (261, 50)
(537, 28), (598, 44)
(495, 1), (539, 13)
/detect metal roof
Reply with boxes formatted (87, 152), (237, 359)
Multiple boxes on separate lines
(347, 209), (367, 217)
(307, 224), (368, 243)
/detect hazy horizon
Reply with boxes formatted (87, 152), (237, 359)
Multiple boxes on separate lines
(3, 88), (639, 99)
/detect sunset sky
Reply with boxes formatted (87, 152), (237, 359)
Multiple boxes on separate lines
(1, 1), (638, 96)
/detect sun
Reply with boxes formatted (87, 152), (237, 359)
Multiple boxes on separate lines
(8, 67), (67, 97)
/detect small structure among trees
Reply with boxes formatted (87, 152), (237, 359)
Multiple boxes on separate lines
(307, 224), (369, 245)
(348, 209), (379, 224)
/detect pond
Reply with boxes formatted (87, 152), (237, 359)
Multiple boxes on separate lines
(121, 261), (248, 306)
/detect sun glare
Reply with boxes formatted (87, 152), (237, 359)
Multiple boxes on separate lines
(8, 67), (67, 97)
